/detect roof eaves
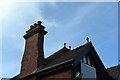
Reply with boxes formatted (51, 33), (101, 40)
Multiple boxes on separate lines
(19, 59), (73, 79)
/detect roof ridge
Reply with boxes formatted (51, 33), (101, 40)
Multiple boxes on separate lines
(71, 42), (91, 51)
(46, 47), (69, 59)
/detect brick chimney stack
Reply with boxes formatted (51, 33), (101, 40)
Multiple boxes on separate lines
(20, 21), (47, 77)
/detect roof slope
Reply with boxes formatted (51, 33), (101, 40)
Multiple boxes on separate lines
(45, 47), (70, 64)
(43, 42), (91, 68)
(107, 65), (120, 79)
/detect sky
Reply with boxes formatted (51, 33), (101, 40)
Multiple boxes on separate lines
(0, 1), (118, 79)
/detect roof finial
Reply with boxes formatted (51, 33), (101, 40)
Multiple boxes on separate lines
(69, 46), (71, 50)
(86, 37), (89, 42)
(64, 43), (66, 47)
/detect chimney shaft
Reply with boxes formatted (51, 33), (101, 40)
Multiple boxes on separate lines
(20, 21), (47, 77)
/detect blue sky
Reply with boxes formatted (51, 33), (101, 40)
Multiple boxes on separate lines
(1, 2), (118, 79)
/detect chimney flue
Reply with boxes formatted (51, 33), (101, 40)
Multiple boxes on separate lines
(20, 21), (47, 77)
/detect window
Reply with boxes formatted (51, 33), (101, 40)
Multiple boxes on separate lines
(81, 56), (92, 66)
(87, 56), (91, 65)
(83, 56), (87, 63)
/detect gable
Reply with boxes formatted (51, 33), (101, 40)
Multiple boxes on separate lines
(72, 43), (111, 80)
(81, 53), (95, 68)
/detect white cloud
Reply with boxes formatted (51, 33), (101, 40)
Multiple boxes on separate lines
(1, 1), (60, 78)
(1, 1), (59, 33)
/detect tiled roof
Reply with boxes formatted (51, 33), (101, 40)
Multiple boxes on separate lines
(41, 42), (91, 69)
(19, 42), (92, 79)
(107, 65), (120, 79)
(45, 47), (70, 65)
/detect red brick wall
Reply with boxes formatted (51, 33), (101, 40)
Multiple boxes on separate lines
(39, 68), (71, 80)
(20, 33), (40, 77)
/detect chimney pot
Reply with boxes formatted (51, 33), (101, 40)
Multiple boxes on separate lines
(30, 25), (34, 29)
(38, 21), (42, 25)
(34, 23), (38, 27)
